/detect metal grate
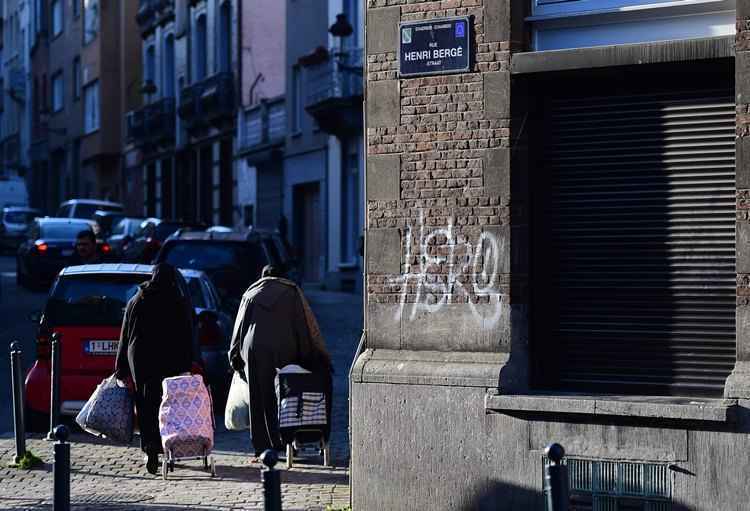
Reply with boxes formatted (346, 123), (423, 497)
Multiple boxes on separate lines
(534, 87), (736, 396)
(544, 457), (672, 510)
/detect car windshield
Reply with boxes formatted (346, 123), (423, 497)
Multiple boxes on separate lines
(73, 204), (122, 219)
(5, 211), (36, 224)
(41, 223), (92, 239)
(162, 241), (267, 299)
(45, 274), (149, 326)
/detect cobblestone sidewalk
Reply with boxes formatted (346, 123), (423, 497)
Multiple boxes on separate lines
(0, 286), (361, 511)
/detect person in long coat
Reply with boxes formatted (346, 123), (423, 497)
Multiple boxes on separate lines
(229, 265), (332, 457)
(115, 263), (195, 474)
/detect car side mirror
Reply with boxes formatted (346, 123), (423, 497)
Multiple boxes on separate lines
(28, 311), (41, 323)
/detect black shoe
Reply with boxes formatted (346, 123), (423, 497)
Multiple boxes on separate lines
(146, 453), (159, 475)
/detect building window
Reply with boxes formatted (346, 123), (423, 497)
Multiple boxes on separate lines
(83, 0), (99, 44)
(530, 0), (735, 50)
(83, 80), (99, 133)
(291, 66), (301, 133)
(72, 57), (81, 100)
(217, 2), (231, 73)
(51, 0), (63, 37)
(194, 13), (207, 81)
(163, 35), (175, 97)
(51, 72), (64, 112)
(145, 44), (156, 85)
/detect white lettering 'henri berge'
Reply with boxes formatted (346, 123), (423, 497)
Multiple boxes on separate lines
(404, 46), (463, 61)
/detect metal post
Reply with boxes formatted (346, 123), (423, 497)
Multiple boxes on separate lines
(10, 341), (26, 464)
(544, 443), (569, 511)
(53, 425), (70, 511)
(261, 449), (282, 511)
(47, 333), (61, 441)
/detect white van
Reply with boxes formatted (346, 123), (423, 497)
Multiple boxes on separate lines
(0, 176), (29, 209)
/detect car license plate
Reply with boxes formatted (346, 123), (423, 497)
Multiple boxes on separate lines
(62, 249), (73, 257)
(85, 340), (118, 355)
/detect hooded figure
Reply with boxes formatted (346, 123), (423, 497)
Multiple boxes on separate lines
(115, 263), (196, 474)
(229, 265), (332, 456)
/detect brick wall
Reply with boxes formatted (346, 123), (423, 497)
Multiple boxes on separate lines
(365, 0), (515, 334)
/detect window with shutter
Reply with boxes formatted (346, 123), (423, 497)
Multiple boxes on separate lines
(531, 62), (736, 397)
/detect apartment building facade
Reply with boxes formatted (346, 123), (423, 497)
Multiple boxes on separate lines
(354, 0), (744, 509)
(129, 0), (238, 225)
(29, 0), (140, 213)
(0, 0), (31, 181)
(284, 0), (363, 287)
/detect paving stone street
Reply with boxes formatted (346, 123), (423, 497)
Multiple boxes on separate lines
(0, 277), (362, 511)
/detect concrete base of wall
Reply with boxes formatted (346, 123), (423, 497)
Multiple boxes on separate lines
(351, 349), (750, 510)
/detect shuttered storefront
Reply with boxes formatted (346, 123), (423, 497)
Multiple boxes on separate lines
(534, 73), (736, 396)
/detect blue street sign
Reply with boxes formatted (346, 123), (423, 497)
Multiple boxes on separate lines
(399, 16), (472, 78)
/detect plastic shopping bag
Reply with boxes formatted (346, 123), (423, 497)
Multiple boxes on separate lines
(224, 372), (250, 431)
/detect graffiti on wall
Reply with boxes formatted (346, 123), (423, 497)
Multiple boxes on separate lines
(387, 211), (506, 327)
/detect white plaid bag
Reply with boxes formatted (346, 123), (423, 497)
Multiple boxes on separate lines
(279, 392), (327, 429)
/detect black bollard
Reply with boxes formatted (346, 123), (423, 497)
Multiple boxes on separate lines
(544, 443), (569, 511)
(47, 333), (61, 441)
(10, 341), (26, 464)
(261, 449), (282, 511)
(53, 425), (70, 511)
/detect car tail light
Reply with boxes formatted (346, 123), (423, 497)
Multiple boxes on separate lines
(34, 240), (49, 253)
(198, 317), (221, 347)
(100, 243), (112, 254)
(146, 237), (161, 249)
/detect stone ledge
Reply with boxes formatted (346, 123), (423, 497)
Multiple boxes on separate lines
(511, 36), (734, 75)
(485, 393), (738, 423)
(351, 348), (507, 387)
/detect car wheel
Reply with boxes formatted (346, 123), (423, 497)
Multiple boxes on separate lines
(24, 406), (49, 434)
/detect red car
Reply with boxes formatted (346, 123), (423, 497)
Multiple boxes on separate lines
(24, 264), (218, 431)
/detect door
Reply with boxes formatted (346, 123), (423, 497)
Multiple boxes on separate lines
(294, 182), (322, 282)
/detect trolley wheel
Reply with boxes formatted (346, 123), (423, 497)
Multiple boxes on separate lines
(203, 449), (209, 470)
(286, 443), (294, 469)
(210, 456), (216, 478)
(162, 460), (168, 480)
(169, 459), (175, 473)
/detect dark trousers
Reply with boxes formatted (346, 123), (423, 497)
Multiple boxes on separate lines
(134, 380), (164, 455)
(247, 358), (283, 455)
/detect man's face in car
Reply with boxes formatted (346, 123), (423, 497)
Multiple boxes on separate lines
(76, 236), (96, 260)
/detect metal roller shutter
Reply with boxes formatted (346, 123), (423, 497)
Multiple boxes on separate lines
(536, 88), (736, 397)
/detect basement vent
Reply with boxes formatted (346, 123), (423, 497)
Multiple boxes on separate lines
(543, 457), (672, 510)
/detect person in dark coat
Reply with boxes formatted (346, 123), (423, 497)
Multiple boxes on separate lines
(229, 265), (332, 457)
(115, 263), (195, 474)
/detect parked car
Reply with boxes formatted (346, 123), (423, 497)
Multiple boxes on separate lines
(181, 268), (233, 401)
(106, 217), (145, 258)
(56, 199), (124, 220)
(154, 230), (281, 314)
(24, 264), (231, 430)
(122, 218), (205, 264)
(0, 206), (41, 252)
(16, 218), (100, 289)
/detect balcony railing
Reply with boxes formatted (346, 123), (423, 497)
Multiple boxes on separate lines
(126, 97), (176, 148)
(303, 48), (363, 136)
(178, 72), (236, 133)
(240, 97), (286, 148)
(237, 96), (285, 163)
(136, 0), (174, 35)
